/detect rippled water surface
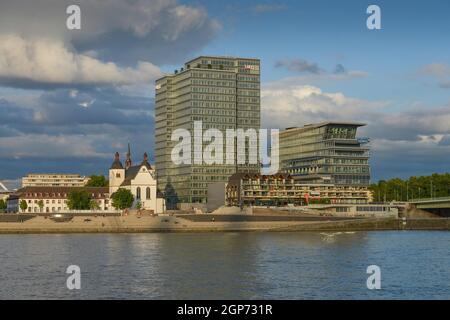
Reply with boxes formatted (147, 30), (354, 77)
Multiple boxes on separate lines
(0, 231), (449, 299)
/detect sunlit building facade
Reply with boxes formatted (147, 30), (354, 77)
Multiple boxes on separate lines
(279, 122), (371, 186)
(22, 174), (89, 188)
(155, 56), (261, 206)
(226, 173), (371, 206)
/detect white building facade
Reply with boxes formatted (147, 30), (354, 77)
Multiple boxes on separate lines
(7, 187), (110, 213)
(109, 152), (165, 214)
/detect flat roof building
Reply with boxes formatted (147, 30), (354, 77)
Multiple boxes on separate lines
(226, 173), (371, 207)
(278, 122), (371, 186)
(155, 56), (261, 207)
(22, 173), (89, 188)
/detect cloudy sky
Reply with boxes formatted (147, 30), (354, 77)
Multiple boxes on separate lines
(0, 0), (449, 187)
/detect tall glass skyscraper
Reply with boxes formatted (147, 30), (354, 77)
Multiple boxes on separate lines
(279, 122), (371, 186)
(155, 56), (261, 206)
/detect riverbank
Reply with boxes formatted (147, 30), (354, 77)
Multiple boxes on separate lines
(0, 214), (449, 234)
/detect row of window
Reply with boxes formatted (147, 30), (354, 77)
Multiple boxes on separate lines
(136, 187), (152, 200)
(25, 193), (106, 198)
(191, 72), (235, 80)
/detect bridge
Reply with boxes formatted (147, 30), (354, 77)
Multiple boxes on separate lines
(409, 197), (450, 217)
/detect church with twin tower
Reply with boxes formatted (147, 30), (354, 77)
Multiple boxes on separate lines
(109, 145), (165, 213)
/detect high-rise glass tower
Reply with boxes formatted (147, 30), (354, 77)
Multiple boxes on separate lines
(155, 56), (261, 206)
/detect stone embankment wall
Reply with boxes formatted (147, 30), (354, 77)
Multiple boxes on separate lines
(0, 214), (449, 234)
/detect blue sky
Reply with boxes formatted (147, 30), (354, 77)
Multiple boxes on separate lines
(0, 0), (450, 187)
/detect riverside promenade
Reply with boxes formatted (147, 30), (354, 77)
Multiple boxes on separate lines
(0, 213), (449, 234)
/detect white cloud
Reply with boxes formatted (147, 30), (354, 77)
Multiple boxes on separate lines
(0, 134), (107, 158)
(261, 83), (385, 129)
(0, 0), (221, 66)
(419, 63), (450, 89)
(0, 35), (162, 87)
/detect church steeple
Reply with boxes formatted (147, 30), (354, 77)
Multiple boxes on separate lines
(125, 142), (132, 170)
(110, 152), (123, 169)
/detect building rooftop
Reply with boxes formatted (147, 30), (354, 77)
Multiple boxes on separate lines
(184, 55), (260, 65)
(283, 121), (366, 132)
(120, 161), (153, 187)
(14, 186), (109, 197)
(156, 55), (260, 82)
(110, 152), (124, 170)
(24, 173), (83, 176)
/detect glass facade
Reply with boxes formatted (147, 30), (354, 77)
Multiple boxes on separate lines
(279, 123), (371, 186)
(155, 56), (261, 206)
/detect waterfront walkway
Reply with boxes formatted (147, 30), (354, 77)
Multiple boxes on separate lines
(0, 214), (449, 233)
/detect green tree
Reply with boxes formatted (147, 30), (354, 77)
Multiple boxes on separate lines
(111, 188), (134, 210)
(89, 199), (100, 210)
(85, 175), (108, 187)
(37, 200), (44, 213)
(136, 200), (142, 210)
(369, 172), (450, 202)
(67, 190), (91, 210)
(0, 199), (7, 212)
(19, 200), (28, 213)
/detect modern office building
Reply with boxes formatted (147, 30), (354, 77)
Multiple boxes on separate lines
(22, 174), (89, 188)
(155, 56), (261, 206)
(278, 122), (371, 186)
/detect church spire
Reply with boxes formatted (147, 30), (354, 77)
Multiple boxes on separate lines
(125, 142), (132, 169)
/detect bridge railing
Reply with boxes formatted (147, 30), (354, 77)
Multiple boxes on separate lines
(410, 196), (450, 203)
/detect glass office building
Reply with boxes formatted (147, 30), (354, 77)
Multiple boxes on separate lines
(155, 56), (261, 206)
(279, 122), (371, 186)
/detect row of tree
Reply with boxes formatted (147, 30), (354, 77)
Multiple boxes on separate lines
(17, 188), (135, 213)
(370, 173), (450, 202)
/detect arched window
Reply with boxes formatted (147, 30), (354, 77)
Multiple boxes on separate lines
(136, 187), (141, 199)
(146, 187), (151, 199)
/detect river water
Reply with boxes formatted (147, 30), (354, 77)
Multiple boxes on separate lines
(0, 231), (449, 299)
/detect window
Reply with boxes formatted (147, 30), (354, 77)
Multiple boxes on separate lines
(146, 187), (151, 199)
(136, 187), (141, 199)
(116, 173), (121, 178)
